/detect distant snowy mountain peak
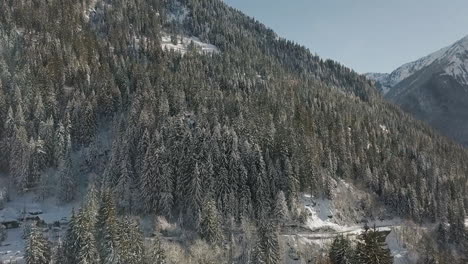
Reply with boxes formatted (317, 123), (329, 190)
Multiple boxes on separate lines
(367, 34), (468, 92)
(367, 34), (468, 145)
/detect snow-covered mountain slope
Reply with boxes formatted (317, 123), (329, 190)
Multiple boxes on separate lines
(366, 35), (468, 94)
(366, 35), (468, 145)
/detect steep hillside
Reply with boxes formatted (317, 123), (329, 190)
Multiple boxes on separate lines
(0, 0), (467, 263)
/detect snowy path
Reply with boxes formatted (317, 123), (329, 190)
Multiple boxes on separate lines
(282, 223), (397, 239)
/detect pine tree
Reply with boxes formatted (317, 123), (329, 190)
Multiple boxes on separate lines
(75, 207), (101, 264)
(140, 139), (160, 213)
(355, 227), (393, 264)
(33, 94), (46, 134)
(260, 221), (281, 264)
(29, 137), (46, 188)
(54, 121), (66, 167)
(273, 191), (289, 224)
(115, 149), (135, 213)
(58, 150), (76, 203)
(97, 191), (122, 264)
(183, 162), (203, 227)
(252, 221), (281, 264)
(0, 224), (6, 243)
(63, 211), (78, 264)
(52, 241), (68, 264)
(38, 116), (55, 167)
(25, 228), (51, 264)
(10, 106), (30, 190)
(329, 235), (354, 264)
(120, 217), (145, 264)
(146, 233), (167, 264)
(135, 128), (150, 177)
(199, 199), (223, 245)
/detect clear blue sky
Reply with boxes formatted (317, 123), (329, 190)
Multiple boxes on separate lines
(224, 0), (468, 73)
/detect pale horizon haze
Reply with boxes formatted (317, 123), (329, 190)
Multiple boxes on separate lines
(224, 0), (468, 74)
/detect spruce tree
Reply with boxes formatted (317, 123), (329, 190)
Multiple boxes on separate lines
(252, 221), (281, 264)
(273, 191), (289, 224)
(120, 217), (145, 264)
(329, 235), (354, 264)
(355, 227), (393, 264)
(75, 207), (101, 264)
(25, 228), (51, 264)
(58, 151), (76, 203)
(146, 233), (167, 264)
(199, 199), (223, 245)
(63, 211), (78, 264)
(97, 191), (122, 264)
(0, 224), (6, 243)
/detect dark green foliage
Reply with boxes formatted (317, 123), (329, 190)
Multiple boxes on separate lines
(0, 224), (6, 243)
(329, 236), (354, 264)
(252, 221), (281, 264)
(97, 191), (122, 263)
(199, 199), (223, 245)
(355, 227), (393, 264)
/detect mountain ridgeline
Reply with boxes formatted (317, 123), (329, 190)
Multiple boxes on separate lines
(0, 0), (467, 263)
(367, 35), (468, 146)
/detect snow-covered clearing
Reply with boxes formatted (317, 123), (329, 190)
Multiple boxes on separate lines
(380, 124), (390, 134)
(161, 33), (219, 55)
(0, 193), (77, 263)
(293, 193), (401, 236)
(282, 179), (409, 263)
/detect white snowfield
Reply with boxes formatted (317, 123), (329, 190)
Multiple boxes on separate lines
(161, 33), (220, 55)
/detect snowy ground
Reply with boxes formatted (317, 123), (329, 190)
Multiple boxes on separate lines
(161, 33), (219, 55)
(0, 193), (77, 263)
(283, 190), (408, 263)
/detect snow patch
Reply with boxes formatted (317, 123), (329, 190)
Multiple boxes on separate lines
(0, 193), (77, 263)
(300, 194), (343, 232)
(379, 124), (390, 134)
(161, 33), (219, 55)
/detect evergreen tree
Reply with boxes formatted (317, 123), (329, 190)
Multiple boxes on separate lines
(25, 228), (51, 264)
(63, 211), (78, 264)
(58, 151), (76, 203)
(120, 217), (145, 264)
(146, 233), (167, 264)
(74, 206), (101, 264)
(54, 121), (66, 166)
(97, 191), (122, 264)
(0, 224), (6, 243)
(273, 191), (289, 224)
(329, 235), (354, 264)
(53, 241), (68, 264)
(199, 199), (223, 245)
(355, 227), (393, 264)
(252, 221), (281, 264)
